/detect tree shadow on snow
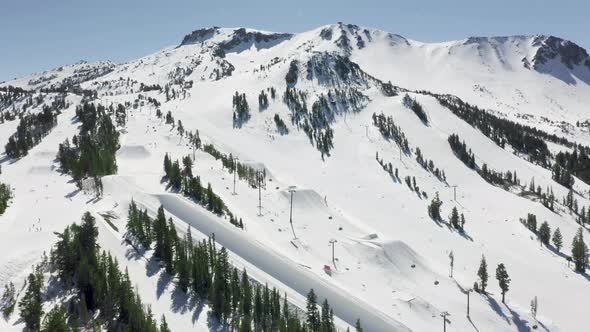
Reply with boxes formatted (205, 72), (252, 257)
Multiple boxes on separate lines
(485, 296), (510, 324)
(64, 189), (81, 199)
(124, 246), (144, 262)
(207, 313), (230, 332)
(156, 270), (172, 299)
(85, 196), (102, 204)
(170, 285), (192, 314)
(578, 270), (590, 282)
(0, 155), (12, 165)
(505, 303), (544, 332)
(145, 255), (162, 277)
(458, 230), (474, 242)
(192, 300), (205, 324)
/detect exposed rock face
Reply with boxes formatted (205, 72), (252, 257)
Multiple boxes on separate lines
(531, 35), (590, 70)
(181, 27), (292, 58)
(180, 27), (220, 45)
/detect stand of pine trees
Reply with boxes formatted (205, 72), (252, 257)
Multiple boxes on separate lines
(372, 112), (410, 154)
(449, 134), (560, 211)
(5, 96), (66, 158)
(415, 147), (447, 183)
(233, 92), (250, 127)
(431, 92), (590, 187)
(1, 281), (16, 317)
(551, 163), (575, 189)
(274, 114), (289, 135)
(126, 204), (354, 331)
(480, 163), (520, 188)
(436, 94), (551, 167)
(448, 134), (475, 169)
(57, 102), (120, 184)
(258, 90), (269, 110)
(163, 154), (244, 228)
(284, 86), (366, 158)
(402, 94), (428, 125)
(32, 212), (169, 331)
(202, 144), (267, 189)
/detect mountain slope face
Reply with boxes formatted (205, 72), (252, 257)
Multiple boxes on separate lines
(2, 23), (590, 331)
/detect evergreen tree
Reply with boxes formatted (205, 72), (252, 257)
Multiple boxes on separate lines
(449, 207), (460, 229)
(19, 269), (44, 331)
(355, 319), (363, 332)
(239, 269), (252, 332)
(477, 255), (488, 293)
(320, 299), (335, 332)
(306, 289), (320, 332)
(211, 247), (231, 324)
(552, 228), (563, 252)
(571, 227), (589, 272)
(230, 268), (241, 325)
(160, 315), (171, 332)
(153, 205), (167, 260)
(1, 282), (16, 317)
(164, 153), (171, 177)
(41, 305), (71, 332)
(428, 192), (443, 221)
(164, 219), (177, 274)
(176, 239), (190, 293)
(495, 263), (511, 303)
(538, 221), (551, 245)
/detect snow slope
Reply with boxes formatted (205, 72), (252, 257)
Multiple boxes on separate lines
(2, 23), (590, 331)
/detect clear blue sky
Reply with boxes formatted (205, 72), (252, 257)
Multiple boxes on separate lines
(1, 0), (587, 82)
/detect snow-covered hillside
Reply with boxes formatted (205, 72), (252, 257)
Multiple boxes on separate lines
(2, 23), (590, 331)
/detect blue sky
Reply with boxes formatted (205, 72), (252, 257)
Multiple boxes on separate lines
(1, 0), (587, 82)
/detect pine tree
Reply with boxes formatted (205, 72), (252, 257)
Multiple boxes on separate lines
(428, 192), (443, 221)
(19, 269), (44, 331)
(320, 299), (335, 332)
(355, 319), (363, 332)
(1, 282), (16, 317)
(164, 152), (171, 177)
(153, 205), (167, 260)
(164, 218), (177, 274)
(41, 305), (71, 332)
(552, 228), (563, 252)
(538, 221), (551, 245)
(571, 227), (589, 272)
(239, 269), (253, 332)
(495, 263), (510, 303)
(306, 289), (320, 332)
(211, 247), (231, 324)
(230, 268), (241, 328)
(477, 255), (488, 293)
(160, 315), (171, 332)
(449, 207), (459, 229)
(176, 240), (190, 293)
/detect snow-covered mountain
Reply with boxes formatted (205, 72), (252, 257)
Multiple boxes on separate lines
(2, 23), (590, 331)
